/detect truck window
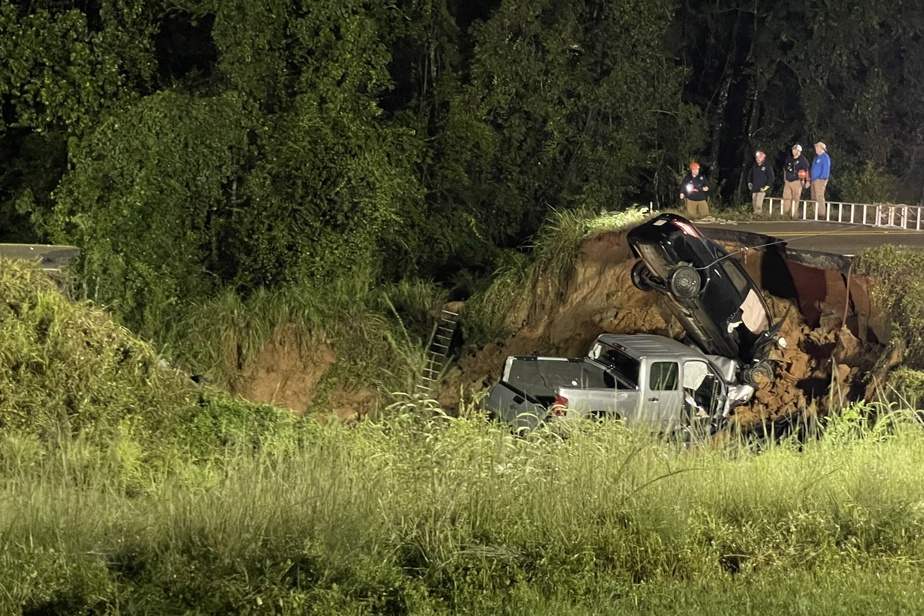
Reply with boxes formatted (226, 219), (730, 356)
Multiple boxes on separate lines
(597, 348), (639, 389)
(649, 362), (678, 391)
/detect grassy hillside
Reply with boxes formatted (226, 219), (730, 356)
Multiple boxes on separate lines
(6, 246), (924, 614)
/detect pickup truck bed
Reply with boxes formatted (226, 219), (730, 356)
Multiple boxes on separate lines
(485, 334), (753, 433)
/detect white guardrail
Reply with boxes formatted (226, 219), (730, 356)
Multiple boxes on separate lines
(762, 198), (924, 231)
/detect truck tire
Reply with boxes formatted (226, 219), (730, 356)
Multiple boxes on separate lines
(669, 265), (701, 299)
(631, 261), (654, 292)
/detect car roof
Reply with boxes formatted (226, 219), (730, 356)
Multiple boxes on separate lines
(594, 333), (707, 361)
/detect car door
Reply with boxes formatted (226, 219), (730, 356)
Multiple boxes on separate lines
(682, 359), (723, 420)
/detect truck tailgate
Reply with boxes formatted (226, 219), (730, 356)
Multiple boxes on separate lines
(485, 381), (549, 432)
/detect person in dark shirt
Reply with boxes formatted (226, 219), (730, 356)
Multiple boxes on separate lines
(679, 161), (709, 218)
(782, 144), (810, 218)
(747, 150), (775, 215)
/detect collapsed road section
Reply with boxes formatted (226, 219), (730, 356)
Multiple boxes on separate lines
(439, 215), (894, 431)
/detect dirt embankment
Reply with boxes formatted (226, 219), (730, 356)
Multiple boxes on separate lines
(437, 225), (892, 429)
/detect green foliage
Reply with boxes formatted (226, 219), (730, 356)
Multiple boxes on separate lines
(205, 0), (423, 286)
(377, 278), (450, 341)
(0, 0), (161, 243)
(0, 3), (122, 132)
(0, 258), (296, 470)
(835, 162), (901, 204)
(856, 246), (924, 367)
(155, 268), (443, 406)
(463, 249), (532, 346)
(450, 0), (686, 240)
(50, 90), (253, 336)
(885, 367), (924, 409)
(44, 0), (426, 340)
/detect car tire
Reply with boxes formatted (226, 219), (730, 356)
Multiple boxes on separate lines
(669, 265), (701, 299)
(741, 360), (775, 386)
(630, 261), (654, 292)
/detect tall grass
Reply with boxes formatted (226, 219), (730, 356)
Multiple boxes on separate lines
(465, 206), (650, 346)
(5, 406), (924, 614)
(156, 268), (449, 403)
(857, 246), (924, 366)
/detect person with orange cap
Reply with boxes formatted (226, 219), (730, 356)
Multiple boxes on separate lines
(782, 144), (810, 218)
(679, 161), (710, 218)
(747, 150), (775, 215)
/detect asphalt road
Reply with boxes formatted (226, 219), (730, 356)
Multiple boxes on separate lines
(698, 220), (924, 257)
(0, 243), (80, 271)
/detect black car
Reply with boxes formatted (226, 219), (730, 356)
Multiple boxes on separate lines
(626, 213), (782, 383)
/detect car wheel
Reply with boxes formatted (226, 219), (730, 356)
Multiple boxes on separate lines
(669, 265), (701, 299)
(630, 261), (654, 292)
(741, 360), (775, 386)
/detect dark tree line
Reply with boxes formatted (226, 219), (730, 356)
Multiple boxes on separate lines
(1, 0), (923, 334)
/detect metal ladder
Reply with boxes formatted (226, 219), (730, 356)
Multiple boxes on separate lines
(416, 308), (459, 397)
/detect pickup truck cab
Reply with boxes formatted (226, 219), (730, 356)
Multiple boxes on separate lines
(485, 333), (754, 433)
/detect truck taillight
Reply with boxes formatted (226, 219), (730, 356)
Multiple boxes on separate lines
(551, 395), (569, 416)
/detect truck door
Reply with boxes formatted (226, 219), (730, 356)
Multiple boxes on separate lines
(645, 361), (681, 429)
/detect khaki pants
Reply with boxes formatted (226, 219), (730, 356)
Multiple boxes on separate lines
(685, 198), (709, 218)
(751, 191), (767, 214)
(811, 179), (828, 218)
(782, 180), (803, 217)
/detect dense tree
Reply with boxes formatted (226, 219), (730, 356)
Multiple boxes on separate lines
(0, 0), (161, 241)
(676, 0), (924, 203)
(3, 0), (924, 336)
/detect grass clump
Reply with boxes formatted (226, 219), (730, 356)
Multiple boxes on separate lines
(465, 206), (649, 346)
(0, 259), (199, 440)
(159, 268), (449, 406)
(0, 258), (307, 465)
(856, 245), (924, 366)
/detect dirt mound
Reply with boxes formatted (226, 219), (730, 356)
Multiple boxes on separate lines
(438, 225), (886, 429)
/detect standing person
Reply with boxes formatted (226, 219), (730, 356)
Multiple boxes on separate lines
(811, 142), (831, 218)
(782, 144), (810, 218)
(747, 150), (775, 215)
(679, 161), (709, 218)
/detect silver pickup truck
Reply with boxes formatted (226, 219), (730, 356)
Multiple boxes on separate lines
(485, 333), (755, 433)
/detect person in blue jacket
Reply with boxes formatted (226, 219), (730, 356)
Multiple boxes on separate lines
(811, 142), (831, 218)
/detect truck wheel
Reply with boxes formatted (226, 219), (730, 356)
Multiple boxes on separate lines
(669, 265), (701, 299)
(631, 261), (653, 292)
